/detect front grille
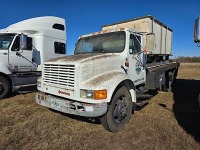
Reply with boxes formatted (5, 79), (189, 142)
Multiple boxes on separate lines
(43, 64), (75, 89)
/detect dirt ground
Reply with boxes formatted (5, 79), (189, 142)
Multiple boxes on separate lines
(0, 63), (200, 150)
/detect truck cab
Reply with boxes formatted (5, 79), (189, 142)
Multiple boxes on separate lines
(0, 16), (66, 99)
(75, 28), (146, 85)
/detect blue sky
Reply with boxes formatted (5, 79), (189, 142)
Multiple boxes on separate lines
(0, 0), (199, 57)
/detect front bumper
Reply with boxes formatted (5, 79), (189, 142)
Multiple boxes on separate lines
(36, 92), (107, 117)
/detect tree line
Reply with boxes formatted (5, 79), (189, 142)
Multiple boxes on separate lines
(172, 56), (200, 63)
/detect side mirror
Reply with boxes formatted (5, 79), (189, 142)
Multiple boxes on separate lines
(20, 34), (27, 50)
(32, 49), (41, 65)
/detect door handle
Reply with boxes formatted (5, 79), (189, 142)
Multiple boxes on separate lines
(3, 53), (8, 55)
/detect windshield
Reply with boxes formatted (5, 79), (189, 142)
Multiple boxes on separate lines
(0, 34), (15, 50)
(75, 31), (126, 54)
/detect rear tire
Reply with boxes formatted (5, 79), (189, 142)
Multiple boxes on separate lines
(159, 72), (172, 92)
(100, 86), (133, 132)
(0, 76), (10, 99)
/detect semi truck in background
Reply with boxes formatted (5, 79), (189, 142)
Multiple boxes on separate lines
(194, 15), (200, 106)
(0, 16), (66, 99)
(36, 15), (179, 132)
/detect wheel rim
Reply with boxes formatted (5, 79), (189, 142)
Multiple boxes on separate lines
(114, 96), (128, 123)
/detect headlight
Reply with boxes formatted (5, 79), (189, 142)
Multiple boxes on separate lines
(80, 90), (94, 99)
(86, 91), (94, 98)
(80, 89), (107, 100)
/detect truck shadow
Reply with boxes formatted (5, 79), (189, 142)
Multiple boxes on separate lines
(172, 79), (200, 142)
(65, 113), (101, 124)
(5, 85), (37, 99)
(49, 108), (101, 124)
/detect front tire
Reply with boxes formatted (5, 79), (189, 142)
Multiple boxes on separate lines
(0, 76), (10, 99)
(100, 86), (133, 132)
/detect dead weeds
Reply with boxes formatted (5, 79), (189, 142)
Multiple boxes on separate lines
(0, 63), (200, 150)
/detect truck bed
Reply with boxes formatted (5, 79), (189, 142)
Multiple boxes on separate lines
(102, 15), (172, 55)
(144, 62), (179, 90)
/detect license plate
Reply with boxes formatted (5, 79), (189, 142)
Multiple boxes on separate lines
(51, 99), (60, 109)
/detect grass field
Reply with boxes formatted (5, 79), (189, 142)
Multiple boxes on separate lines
(0, 63), (200, 150)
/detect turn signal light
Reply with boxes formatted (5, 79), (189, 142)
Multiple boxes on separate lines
(94, 90), (107, 100)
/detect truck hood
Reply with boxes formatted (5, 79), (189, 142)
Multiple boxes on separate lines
(48, 53), (117, 63)
(47, 53), (124, 85)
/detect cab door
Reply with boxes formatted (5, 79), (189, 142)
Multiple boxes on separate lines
(0, 40), (9, 66)
(128, 33), (146, 86)
(8, 35), (36, 72)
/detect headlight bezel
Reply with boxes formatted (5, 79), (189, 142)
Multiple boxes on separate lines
(80, 89), (107, 100)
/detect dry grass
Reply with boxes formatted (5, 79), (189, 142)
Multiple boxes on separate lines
(178, 63), (200, 79)
(0, 63), (200, 150)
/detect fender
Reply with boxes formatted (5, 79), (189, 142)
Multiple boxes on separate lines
(81, 70), (136, 103)
(0, 62), (13, 74)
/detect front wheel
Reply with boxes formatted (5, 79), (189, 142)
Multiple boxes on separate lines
(0, 76), (10, 99)
(100, 86), (133, 132)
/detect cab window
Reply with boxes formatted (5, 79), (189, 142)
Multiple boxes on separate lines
(0, 34), (15, 50)
(54, 42), (66, 54)
(12, 36), (32, 51)
(129, 34), (141, 53)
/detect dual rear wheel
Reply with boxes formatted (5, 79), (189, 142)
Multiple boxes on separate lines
(159, 71), (175, 92)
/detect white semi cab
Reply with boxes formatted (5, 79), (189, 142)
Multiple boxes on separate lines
(36, 16), (179, 132)
(0, 16), (66, 99)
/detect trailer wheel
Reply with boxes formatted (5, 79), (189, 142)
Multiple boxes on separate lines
(100, 86), (132, 132)
(159, 82), (168, 92)
(167, 71), (176, 92)
(159, 72), (172, 92)
(0, 76), (10, 99)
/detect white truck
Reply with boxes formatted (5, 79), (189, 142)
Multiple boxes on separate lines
(36, 15), (179, 132)
(0, 16), (66, 99)
(194, 15), (200, 106)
